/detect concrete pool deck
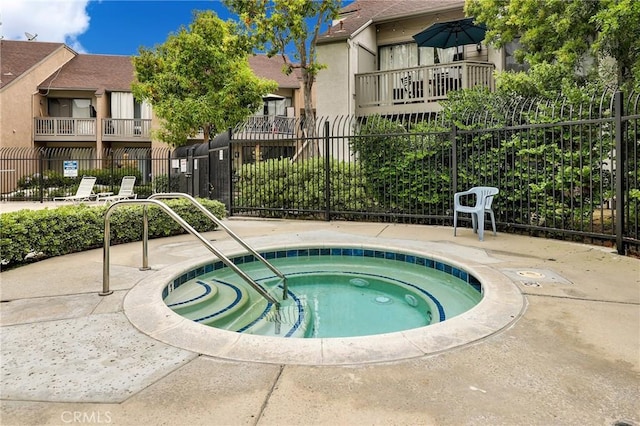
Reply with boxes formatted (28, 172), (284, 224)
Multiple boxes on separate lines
(1, 202), (639, 425)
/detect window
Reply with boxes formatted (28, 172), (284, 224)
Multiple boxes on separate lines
(505, 38), (529, 73)
(48, 98), (92, 118)
(379, 43), (435, 71)
(262, 97), (292, 116)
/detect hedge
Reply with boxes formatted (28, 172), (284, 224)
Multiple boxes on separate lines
(0, 198), (226, 270)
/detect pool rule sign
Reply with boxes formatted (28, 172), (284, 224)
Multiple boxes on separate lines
(63, 160), (78, 177)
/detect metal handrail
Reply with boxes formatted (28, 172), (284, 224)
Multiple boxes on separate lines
(100, 198), (280, 309)
(149, 193), (288, 299)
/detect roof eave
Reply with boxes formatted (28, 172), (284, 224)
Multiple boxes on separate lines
(372, 4), (465, 25)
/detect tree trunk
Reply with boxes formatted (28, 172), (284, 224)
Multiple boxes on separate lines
(300, 68), (320, 157)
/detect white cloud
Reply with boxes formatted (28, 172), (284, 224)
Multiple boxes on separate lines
(1, 0), (91, 52)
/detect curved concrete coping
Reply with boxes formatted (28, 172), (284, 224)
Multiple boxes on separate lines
(124, 238), (525, 366)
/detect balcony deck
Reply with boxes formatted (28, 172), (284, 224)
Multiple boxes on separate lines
(34, 118), (151, 142)
(355, 61), (495, 116)
(102, 118), (152, 142)
(33, 118), (97, 142)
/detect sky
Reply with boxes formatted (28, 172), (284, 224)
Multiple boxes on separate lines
(1, 0), (243, 56)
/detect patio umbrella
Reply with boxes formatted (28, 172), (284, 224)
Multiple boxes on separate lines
(413, 17), (487, 49)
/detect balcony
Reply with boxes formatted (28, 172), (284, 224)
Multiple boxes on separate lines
(234, 115), (298, 140)
(34, 118), (152, 142)
(34, 118), (97, 141)
(102, 118), (152, 142)
(355, 61), (495, 116)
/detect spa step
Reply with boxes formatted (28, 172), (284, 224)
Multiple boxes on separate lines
(170, 280), (250, 324)
(164, 280), (218, 315)
(238, 298), (311, 338)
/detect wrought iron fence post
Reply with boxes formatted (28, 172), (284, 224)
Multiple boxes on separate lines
(228, 127), (234, 216)
(166, 149), (172, 194)
(324, 120), (331, 221)
(109, 149), (115, 191)
(451, 124), (458, 194)
(38, 148), (45, 202)
(614, 91), (625, 255)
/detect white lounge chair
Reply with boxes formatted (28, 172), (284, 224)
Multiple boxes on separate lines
(453, 186), (499, 241)
(53, 176), (97, 204)
(98, 176), (137, 204)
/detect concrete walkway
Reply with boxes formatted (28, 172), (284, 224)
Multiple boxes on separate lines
(1, 202), (638, 425)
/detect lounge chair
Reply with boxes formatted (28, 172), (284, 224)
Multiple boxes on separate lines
(453, 186), (499, 241)
(98, 176), (137, 204)
(53, 176), (97, 204)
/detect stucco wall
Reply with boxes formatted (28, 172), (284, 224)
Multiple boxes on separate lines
(0, 46), (75, 148)
(317, 42), (351, 118)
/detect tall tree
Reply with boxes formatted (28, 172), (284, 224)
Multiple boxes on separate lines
(131, 10), (277, 146)
(465, 0), (640, 92)
(223, 0), (341, 130)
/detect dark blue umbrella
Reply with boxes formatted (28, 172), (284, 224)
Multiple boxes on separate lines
(413, 17), (487, 49)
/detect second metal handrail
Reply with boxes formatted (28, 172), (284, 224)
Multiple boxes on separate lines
(149, 193), (288, 299)
(101, 198), (281, 309)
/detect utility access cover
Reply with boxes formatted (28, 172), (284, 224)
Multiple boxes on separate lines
(500, 268), (573, 286)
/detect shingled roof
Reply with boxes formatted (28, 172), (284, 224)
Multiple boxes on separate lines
(0, 40), (68, 89)
(248, 54), (301, 89)
(318, 0), (465, 43)
(38, 54), (135, 94)
(2, 40), (300, 95)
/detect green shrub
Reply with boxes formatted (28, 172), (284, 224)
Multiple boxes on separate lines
(0, 198), (226, 270)
(352, 116), (452, 213)
(236, 157), (369, 217)
(153, 174), (180, 193)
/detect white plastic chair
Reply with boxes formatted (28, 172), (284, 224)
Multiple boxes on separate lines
(453, 186), (499, 241)
(53, 176), (97, 203)
(99, 176), (137, 204)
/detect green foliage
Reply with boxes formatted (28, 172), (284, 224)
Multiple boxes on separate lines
(236, 157), (368, 216)
(349, 92), (621, 231)
(591, 0), (640, 91)
(352, 117), (453, 213)
(0, 199), (226, 270)
(14, 169), (144, 200)
(17, 170), (68, 190)
(132, 10), (277, 146)
(465, 0), (640, 90)
(224, 0), (341, 121)
(152, 174), (181, 193)
(441, 87), (511, 128)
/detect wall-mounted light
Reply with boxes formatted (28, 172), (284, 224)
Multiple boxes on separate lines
(476, 43), (482, 53)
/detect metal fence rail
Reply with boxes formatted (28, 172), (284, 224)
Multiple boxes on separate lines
(0, 147), (172, 201)
(231, 90), (639, 255)
(2, 90), (638, 255)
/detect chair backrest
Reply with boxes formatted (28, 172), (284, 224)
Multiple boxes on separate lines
(117, 176), (136, 196)
(76, 176), (97, 196)
(473, 186), (499, 209)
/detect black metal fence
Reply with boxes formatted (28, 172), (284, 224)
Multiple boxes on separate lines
(231, 89), (639, 255)
(2, 90), (638, 255)
(0, 147), (172, 201)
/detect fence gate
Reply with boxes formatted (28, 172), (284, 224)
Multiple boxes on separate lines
(210, 143), (230, 209)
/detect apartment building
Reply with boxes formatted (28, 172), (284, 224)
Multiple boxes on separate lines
(0, 40), (310, 149)
(0, 40), (156, 151)
(315, 0), (513, 118)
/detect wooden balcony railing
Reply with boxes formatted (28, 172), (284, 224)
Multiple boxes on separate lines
(34, 118), (96, 140)
(102, 118), (151, 140)
(355, 61), (495, 115)
(34, 117), (152, 141)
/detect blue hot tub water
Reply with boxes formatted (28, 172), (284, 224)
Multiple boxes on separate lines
(163, 247), (483, 338)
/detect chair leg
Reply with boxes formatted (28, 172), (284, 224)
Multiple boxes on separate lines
(489, 210), (497, 236)
(477, 214), (485, 241)
(471, 213), (477, 234)
(453, 210), (458, 236)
